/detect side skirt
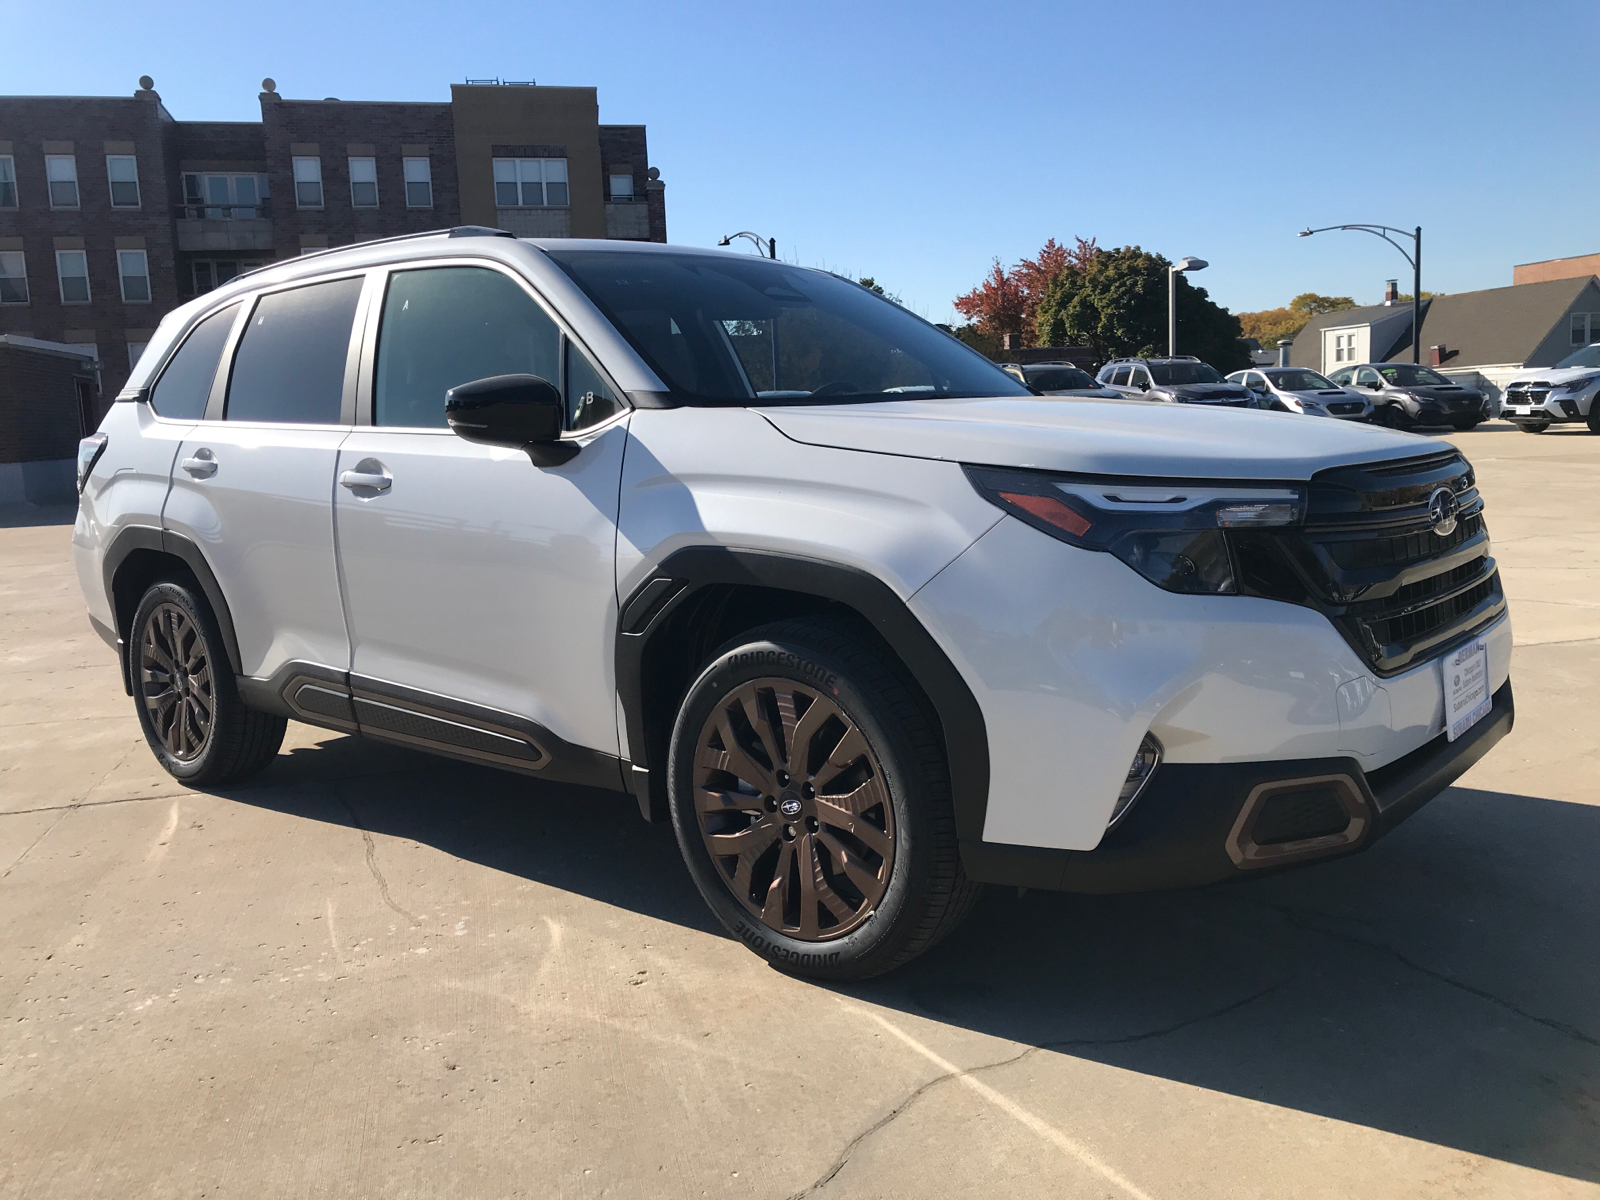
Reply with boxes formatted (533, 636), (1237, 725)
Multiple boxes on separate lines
(237, 661), (628, 793)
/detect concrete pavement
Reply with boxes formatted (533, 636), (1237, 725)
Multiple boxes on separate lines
(2, 422), (1597, 1199)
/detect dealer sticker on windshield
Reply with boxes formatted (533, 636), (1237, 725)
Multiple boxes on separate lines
(1442, 638), (1491, 742)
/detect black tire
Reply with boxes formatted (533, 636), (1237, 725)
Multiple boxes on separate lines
(130, 578), (286, 787)
(1588, 403), (1600, 434)
(1516, 421), (1549, 434)
(1377, 404), (1407, 429)
(666, 617), (980, 981)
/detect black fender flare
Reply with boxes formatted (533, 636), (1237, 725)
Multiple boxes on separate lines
(615, 546), (991, 854)
(102, 525), (244, 684)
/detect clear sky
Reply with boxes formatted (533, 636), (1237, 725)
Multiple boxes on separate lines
(8, 0), (1595, 322)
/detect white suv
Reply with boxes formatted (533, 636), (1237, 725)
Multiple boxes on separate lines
(73, 230), (1515, 980)
(1502, 342), (1600, 433)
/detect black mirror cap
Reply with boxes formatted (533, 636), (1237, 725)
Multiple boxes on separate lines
(445, 374), (564, 447)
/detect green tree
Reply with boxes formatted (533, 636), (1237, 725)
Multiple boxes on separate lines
(1034, 246), (1251, 372)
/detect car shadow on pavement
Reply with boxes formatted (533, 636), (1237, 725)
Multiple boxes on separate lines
(220, 737), (1600, 1183)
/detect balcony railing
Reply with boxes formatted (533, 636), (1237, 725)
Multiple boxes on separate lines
(177, 200), (272, 220)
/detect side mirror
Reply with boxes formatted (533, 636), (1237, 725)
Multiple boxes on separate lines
(445, 374), (575, 465)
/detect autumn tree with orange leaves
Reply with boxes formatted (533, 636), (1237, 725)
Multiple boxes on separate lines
(952, 238), (1097, 348)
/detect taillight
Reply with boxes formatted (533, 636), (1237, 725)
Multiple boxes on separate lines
(76, 433), (108, 494)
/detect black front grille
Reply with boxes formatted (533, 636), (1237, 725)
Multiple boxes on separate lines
(1234, 451), (1505, 675)
(1328, 402), (1363, 415)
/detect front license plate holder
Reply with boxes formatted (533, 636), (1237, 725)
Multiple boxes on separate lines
(1442, 639), (1491, 742)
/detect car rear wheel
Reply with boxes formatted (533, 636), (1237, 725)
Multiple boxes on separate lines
(131, 579), (286, 786)
(667, 617), (979, 980)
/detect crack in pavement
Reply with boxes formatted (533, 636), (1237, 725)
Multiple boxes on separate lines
(788, 979), (1287, 1200)
(334, 787), (419, 926)
(2, 791), (189, 817)
(1225, 895), (1599, 1050)
(1, 739), (139, 880)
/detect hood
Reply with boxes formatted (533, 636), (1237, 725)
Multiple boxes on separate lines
(758, 395), (1448, 481)
(1285, 387), (1366, 402)
(1406, 384), (1483, 400)
(1507, 366), (1600, 386)
(1040, 386), (1123, 398)
(1164, 382), (1252, 402)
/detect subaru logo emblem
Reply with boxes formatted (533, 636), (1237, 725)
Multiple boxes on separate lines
(779, 793), (803, 817)
(1428, 487), (1459, 538)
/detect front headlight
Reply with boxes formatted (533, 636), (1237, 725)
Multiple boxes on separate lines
(965, 466), (1305, 595)
(1558, 373), (1600, 393)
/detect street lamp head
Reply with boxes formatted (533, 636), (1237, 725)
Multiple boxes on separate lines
(716, 236), (732, 247)
(1298, 228), (1313, 237)
(1175, 256), (1208, 273)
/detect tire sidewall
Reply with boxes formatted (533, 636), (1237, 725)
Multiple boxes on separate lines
(130, 579), (235, 783)
(666, 630), (934, 979)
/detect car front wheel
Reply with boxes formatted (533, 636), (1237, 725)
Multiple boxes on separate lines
(130, 579), (286, 787)
(667, 617), (979, 980)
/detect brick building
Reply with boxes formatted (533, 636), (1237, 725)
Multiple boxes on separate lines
(0, 75), (667, 401)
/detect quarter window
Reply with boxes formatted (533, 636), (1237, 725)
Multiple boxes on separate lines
(226, 277), (364, 424)
(0, 251), (26, 304)
(349, 157), (378, 207)
(106, 155), (140, 207)
(0, 156), (16, 207)
(118, 250), (151, 302)
(46, 155), (79, 208)
(493, 157), (568, 207)
(292, 157), (324, 208)
(1110, 366), (1131, 386)
(403, 157), (433, 208)
(566, 341), (620, 430)
(374, 266), (560, 428)
(149, 303), (239, 420)
(56, 250), (90, 303)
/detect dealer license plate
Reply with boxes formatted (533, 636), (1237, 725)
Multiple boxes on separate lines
(1512, 405), (1533, 416)
(1442, 639), (1491, 742)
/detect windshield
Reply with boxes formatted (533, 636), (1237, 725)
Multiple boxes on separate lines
(1555, 343), (1600, 369)
(1027, 367), (1098, 390)
(1148, 361), (1224, 385)
(1377, 364), (1451, 386)
(544, 250), (1029, 404)
(1265, 369), (1338, 391)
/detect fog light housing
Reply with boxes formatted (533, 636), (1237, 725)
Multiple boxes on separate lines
(1108, 734), (1162, 829)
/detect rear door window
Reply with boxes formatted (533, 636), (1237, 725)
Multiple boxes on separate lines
(149, 303), (239, 420)
(226, 276), (364, 424)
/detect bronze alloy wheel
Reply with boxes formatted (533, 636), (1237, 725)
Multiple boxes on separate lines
(138, 601), (215, 762)
(693, 677), (895, 941)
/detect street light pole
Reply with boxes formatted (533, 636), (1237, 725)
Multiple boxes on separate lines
(718, 231), (777, 259)
(1298, 224), (1423, 363)
(1168, 256), (1208, 357)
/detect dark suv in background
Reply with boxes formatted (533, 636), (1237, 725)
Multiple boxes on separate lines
(1328, 362), (1490, 431)
(1096, 356), (1255, 407)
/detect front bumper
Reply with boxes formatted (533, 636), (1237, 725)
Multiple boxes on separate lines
(1504, 393), (1591, 423)
(964, 679), (1514, 891)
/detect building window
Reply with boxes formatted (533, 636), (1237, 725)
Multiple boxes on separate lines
(56, 250), (90, 303)
(191, 259), (265, 294)
(403, 157), (433, 208)
(1332, 331), (1360, 363)
(0, 156), (16, 208)
(609, 173), (634, 200)
(46, 155), (80, 208)
(0, 251), (27, 304)
(106, 155), (141, 207)
(1571, 312), (1599, 346)
(183, 172), (269, 219)
(118, 250), (150, 303)
(349, 156), (378, 207)
(493, 157), (568, 207)
(128, 341), (148, 370)
(293, 156), (323, 208)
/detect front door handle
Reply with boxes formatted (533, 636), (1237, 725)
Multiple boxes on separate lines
(339, 469), (392, 494)
(181, 451), (217, 478)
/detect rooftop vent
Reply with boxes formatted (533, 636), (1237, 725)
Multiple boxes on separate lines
(464, 77), (536, 86)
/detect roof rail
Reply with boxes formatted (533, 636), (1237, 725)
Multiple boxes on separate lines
(232, 226), (514, 282)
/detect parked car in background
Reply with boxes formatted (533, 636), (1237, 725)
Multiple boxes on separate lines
(1327, 363), (1490, 431)
(1225, 367), (1373, 421)
(1501, 342), (1600, 434)
(1095, 356), (1254, 407)
(1000, 362), (1123, 398)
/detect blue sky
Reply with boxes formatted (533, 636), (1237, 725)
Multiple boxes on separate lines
(9, 0), (1595, 321)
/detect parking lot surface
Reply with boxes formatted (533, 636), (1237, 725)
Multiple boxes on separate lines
(3, 423), (1598, 1199)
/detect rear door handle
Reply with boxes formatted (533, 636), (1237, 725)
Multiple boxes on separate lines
(181, 452), (217, 478)
(339, 469), (392, 493)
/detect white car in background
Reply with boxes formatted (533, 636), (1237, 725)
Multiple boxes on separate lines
(1501, 342), (1600, 434)
(1227, 367), (1374, 421)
